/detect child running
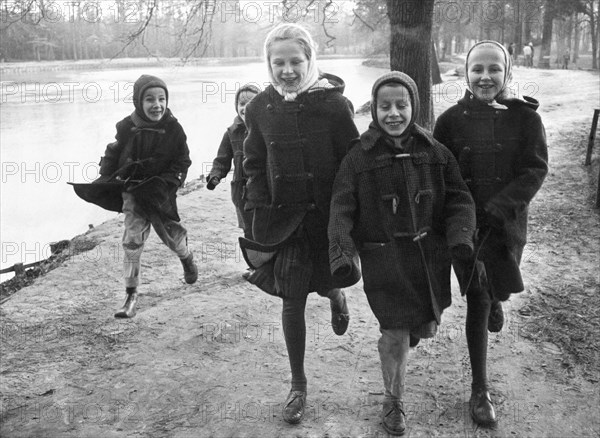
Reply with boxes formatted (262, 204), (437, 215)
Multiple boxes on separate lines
(88, 74), (198, 318)
(206, 84), (260, 243)
(328, 71), (476, 435)
(241, 23), (359, 425)
(433, 40), (548, 426)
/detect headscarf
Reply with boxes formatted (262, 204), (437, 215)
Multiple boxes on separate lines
(264, 23), (330, 101)
(465, 40), (514, 106)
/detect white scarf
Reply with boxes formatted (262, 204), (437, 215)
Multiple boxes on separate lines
(269, 53), (332, 101)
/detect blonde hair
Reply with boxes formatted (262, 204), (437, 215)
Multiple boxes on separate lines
(263, 23), (317, 63)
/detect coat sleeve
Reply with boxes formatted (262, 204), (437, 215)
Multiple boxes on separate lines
(328, 152), (360, 277)
(432, 110), (455, 156)
(208, 130), (234, 180)
(485, 110), (548, 223)
(440, 147), (476, 250)
(331, 96), (360, 166)
(242, 101), (270, 210)
(98, 120), (128, 177)
(160, 123), (191, 187)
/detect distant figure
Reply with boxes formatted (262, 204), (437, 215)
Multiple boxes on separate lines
(434, 40), (548, 428)
(328, 71), (476, 436)
(441, 40), (447, 61)
(91, 74), (198, 318)
(507, 42), (515, 63)
(206, 83), (260, 241)
(562, 49), (570, 69)
(523, 42), (533, 67)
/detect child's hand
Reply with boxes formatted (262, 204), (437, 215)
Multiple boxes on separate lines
(206, 176), (220, 190)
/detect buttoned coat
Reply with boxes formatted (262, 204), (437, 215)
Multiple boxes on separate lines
(433, 91), (548, 298)
(241, 73), (359, 297)
(328, 123), (476, 329)
(72, 110), (191, 221)
(208, 116), (253, 230)
(243, 73), (358, 247)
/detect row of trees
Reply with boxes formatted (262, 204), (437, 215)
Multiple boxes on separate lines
(1, 0), (598, 68)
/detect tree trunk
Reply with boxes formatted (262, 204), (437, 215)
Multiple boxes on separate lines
(387, 0), (435, 129)
(573, 13), (581, 63)
(592, 9), (598, 69)
(431, 40), (442, 85)
(538, 0), (554, 68)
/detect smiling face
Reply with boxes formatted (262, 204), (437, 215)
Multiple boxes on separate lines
(467, 46), (506, 103)
(376, 84), (412, 137)
(269, 39), (309, 92)
(237, 90), (258, 122)
(142, 87), (167, 122)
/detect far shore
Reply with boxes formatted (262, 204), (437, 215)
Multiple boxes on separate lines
(0, 54), (380, 75)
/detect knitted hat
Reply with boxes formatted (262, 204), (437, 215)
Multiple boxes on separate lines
(133, 75), (169, 121)
(234, 83), (261, 111)
(465, 40), (513, 100)
(370, 71), (420, 134)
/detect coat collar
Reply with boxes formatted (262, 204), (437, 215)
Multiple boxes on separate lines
(458, 90), (540, 111)
(360, 122), (436, 152)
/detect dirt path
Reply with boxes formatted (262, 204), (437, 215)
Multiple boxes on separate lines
(1, 67), (599, 437)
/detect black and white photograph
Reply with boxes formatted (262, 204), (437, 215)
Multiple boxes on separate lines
(1, 1), (599, 436)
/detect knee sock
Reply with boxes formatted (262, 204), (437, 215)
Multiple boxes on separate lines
(282, 296), (308, 392)
(466, 287), (491, 390)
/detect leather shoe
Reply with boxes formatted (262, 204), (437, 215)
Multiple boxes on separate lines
(330, 290), (350, 336)
(409, 335), (420, 348)
(470, 388), (497, 426)
(180, 252), (198, 284)
(282, 390), (306, 424)
(488, 300), (504, 333)
(382, 399), (406, 436)
(114, 289), (138, 318)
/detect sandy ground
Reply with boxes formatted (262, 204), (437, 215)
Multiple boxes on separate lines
(1, 66), (599, 437)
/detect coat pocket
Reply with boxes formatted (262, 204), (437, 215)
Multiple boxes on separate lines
(359, 241), (396, 291)
(268, 140), (311, 206)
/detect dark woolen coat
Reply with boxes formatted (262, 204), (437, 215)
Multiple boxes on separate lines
(242, 73), (359, 296)
(328, 123), (476, 329)
(88, 110), (191, 221)
(208, 116), (253, 230)
(433, 91), (548, 299)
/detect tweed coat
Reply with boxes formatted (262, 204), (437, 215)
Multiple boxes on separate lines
(433, 91), (548, 299)
(79, 110), (191, 221)
(328, 123), (476, 329)
(241, 73), (359, 297)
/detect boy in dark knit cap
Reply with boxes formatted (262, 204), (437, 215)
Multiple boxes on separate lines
(206, 84), (260, 242)
(328, 71), (476, 435)
(94, 74), (197, 318)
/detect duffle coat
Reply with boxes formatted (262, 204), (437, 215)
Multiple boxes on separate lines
(91, 110), (191, 220)
(328, 123), (476, 329)
(242, 73), (359, 296)
(433, 91), (548, 299)
(208, 116), (253, 231)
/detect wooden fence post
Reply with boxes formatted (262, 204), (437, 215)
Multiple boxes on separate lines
(585, 109), (599, 166)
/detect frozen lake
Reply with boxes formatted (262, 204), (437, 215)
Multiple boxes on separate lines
(0, 58), (384, 277)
